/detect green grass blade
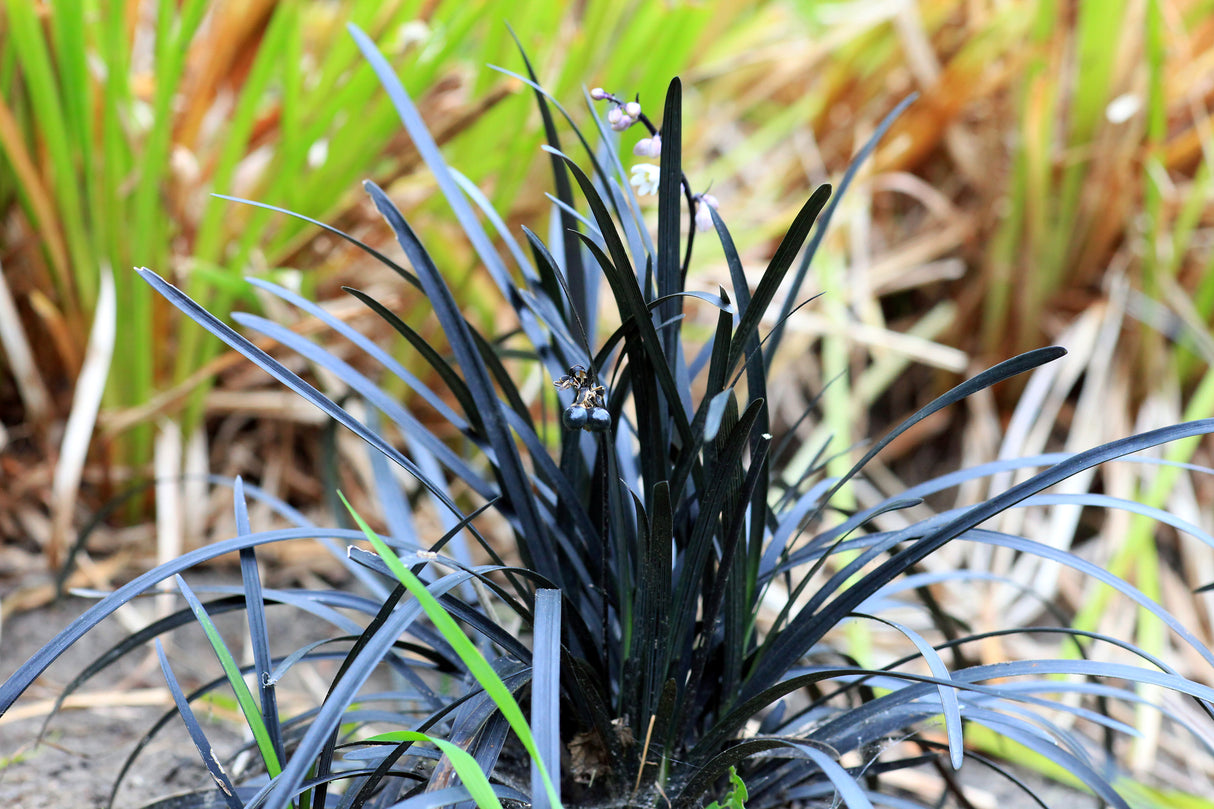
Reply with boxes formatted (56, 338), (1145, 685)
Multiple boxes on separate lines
(173, 574), (282, 778)
(363, 730), (505, 809)
(341, 493), (563, 809)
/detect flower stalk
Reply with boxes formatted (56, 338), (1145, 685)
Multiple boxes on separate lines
(590, 87), (705, 277)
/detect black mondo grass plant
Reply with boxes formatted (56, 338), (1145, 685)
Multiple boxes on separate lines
(8, 23), (1214, 809)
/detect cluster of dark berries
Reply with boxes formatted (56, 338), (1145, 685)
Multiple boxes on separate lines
(555, 365), (610, 433)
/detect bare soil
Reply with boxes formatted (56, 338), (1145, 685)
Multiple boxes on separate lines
(0, 574), (329, 809)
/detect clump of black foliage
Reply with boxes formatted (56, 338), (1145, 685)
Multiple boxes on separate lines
(5, 23), (1214, 809)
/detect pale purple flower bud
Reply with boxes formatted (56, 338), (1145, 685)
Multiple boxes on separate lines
(633, 133), (661, 158)
(630, 163), (661, 196)
(624, 101), (641, 118)
(590, 87), (608, 101)
(695, 196), (720, 232)
(610, 112), (635, 132)
(607, 107), (624, 127)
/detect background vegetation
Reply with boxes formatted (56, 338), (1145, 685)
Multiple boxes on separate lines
(3, 0), (1214, 802)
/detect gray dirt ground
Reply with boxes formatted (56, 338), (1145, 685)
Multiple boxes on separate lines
(0, 595), (231, 808)
(0, 578), (322, 809)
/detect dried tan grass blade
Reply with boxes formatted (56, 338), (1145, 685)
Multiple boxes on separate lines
(49, 265), (115, 569)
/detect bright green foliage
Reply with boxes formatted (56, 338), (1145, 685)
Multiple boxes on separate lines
(704, 767), (748, 809)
